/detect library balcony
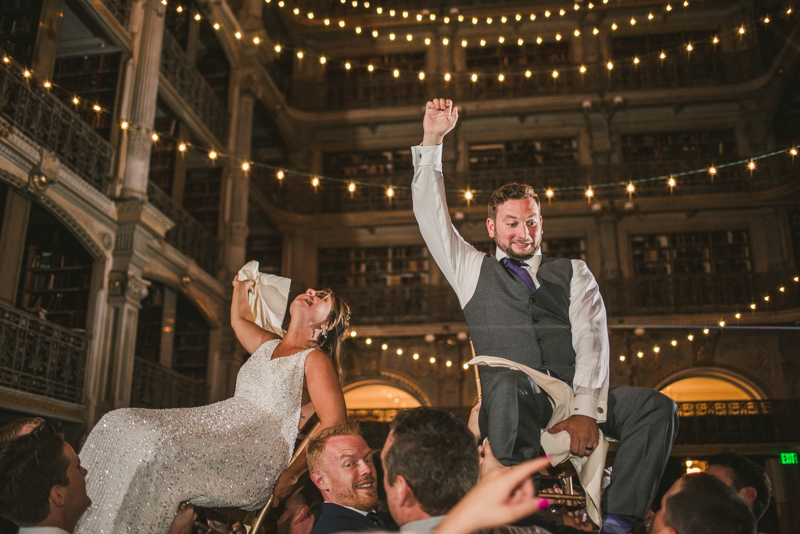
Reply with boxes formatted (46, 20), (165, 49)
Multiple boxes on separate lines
(0, 301), (88, 405)
(0, 50), (114, 194)
(340, 271), (798, 326)
(255, 156), (795, 215)
(280, 46), (765, 112)
(147, 182), (221, 274)
(130, 357), (209, 410)
(349, 400), (800, 446)
(602, 270), (800, 317)
(99, 0), (131, 29)
(160, 29), (229, 144)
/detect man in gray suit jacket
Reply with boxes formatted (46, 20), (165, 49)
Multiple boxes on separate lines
(411, 99), (679, 534)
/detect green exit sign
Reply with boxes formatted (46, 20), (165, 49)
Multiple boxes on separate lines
(780, 452), (798, 465)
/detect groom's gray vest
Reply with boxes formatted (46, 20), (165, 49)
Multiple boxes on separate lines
(463, 255), (577, 383)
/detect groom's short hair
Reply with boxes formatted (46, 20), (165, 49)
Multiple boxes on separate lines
(488, 183), (540, 220)
(307, 421), (362, 472)
(0, 418), (69, 525)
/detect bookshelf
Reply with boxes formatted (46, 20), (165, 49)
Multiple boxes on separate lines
(53, 53), (122, 140)
(323, 148), (412, 178)
(16, 203), (93, 330)
(620, 130), (737, 163)
(196, 44), (229, 103)
(247, 234), (283, 275)
(148, 115), (179, 194)
(318, 245), (429, 288)
(173, 294), (209, 380)
(135, 282), (165, 363)
(469, 138), (578, 170)
(0, 0), (43, 68)
(182, 166), (222, 236)
(466, 42), (570, 71)
(631, 231), (751, 275)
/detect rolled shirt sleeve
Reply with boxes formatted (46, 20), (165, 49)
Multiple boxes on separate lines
(569, 259), (610, 422)
(411, 144), (483, 308)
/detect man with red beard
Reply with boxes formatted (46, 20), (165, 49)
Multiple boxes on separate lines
(307, 422), (397, 534)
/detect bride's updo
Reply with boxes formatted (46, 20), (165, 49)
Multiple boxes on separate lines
(313, 289), (351, 384)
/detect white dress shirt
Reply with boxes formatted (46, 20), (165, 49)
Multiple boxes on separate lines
(411, 143), (609, 421)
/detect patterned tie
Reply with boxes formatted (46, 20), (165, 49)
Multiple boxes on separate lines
(500, 257), (537, 292)
(366, 512), (389, 528)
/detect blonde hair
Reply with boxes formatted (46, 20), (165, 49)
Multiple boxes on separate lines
(307, 421), (362, 472)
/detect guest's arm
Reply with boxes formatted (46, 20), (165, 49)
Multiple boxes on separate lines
(230, 275), (280, 354)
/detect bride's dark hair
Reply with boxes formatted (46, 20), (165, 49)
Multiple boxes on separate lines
(312, 289), (351, 384)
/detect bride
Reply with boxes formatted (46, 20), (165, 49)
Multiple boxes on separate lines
(75, 274), (350, 533)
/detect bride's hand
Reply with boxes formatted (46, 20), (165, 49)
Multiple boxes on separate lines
(231, 275), (255, 292)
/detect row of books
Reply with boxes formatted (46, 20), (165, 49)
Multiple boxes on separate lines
(23, 292), (89, 312)
(25, 271), (91, 290)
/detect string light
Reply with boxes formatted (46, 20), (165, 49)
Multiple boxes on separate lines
(687, 334), (694, 341)
(687, 43), (693, 52)
(637, 351), (644, 358)
(545, 189), (554, 200)
(444, 72), (451, 81)
(739, 26), (746, 35)
(22, 69), (31, 78)
(253, 37), (260, 45)
(471, 73), (478, 82)
(413, 353), (420, 360)
(381, 343), (388, 350)
(348, 182), (356, 194)
(393, 69), (399, 78)
(151, 132), (159, 142)
(735, 313), (741, 319)
(312, 176), (320, 187)
(719, 320), (725, 327)
(579, 65), (586, 73)
(750, 303), (756, 310)
(194, 13), (201, 21)
(179, 142), (186, 152)
(120, 120), (129, 129)
(708, 166), (717, 175)
(213, 23), (220, 30)
(235, 31), (242, 39)
(552, 69), (559, 78)
(703, 328), (709, 334)
(463, 363), (469, 370)
(350, 331), (357, 338)
(525, 70), (532, 77)
(386, 186), (394, 197)
(390, 33), (396, 41)
(585, 186), (594, 198)
(653, 346), (660, 353)
(43, 80), (51, 88)
(671, 340), (677, 346)
(208, 150), (217, 160)
(429, 357), (436, 364)
(296, 51), (303, 58)
(620, 355), (626, 362)
(242, 162), (250, 172)
(396, 348), (403, 355)
(418, 71), (425, 80)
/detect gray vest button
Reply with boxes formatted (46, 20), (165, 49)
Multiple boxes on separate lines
(537, 339), (544, 344)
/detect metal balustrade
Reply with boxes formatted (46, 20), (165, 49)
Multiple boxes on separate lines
(130, 357), (209, 409)
(336, 271), (798, 326)
(147, 182), (222, 274)
(159, 30), (229, 143)
(252, 156), (794, 216)
(0, 301), (88, 404)
(280, 47), (764, 112)
(0, 49), (114, 193)
(100, 0), (131, 29)
(351, 400), (800, 445)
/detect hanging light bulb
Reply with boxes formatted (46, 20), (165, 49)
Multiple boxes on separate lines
(319, 56), (326, 64)
(585, 187), (594, 198)
(348, 182), (356, 193)
(393, 69), (400, 78)
(607, 61), (614, 70)
(471, 73), (478, 82)
(386, 187), (394, 197)
(276, 170), (284, 180)
(687, 334), (694, 341)
(525, 70), (532, 77)
(179, 142), (186, 152)
(253, 36), (260, 45)
(151, 132), (159, 142)
(545, 189), (554, 199)
(397, 348), (403, 355)
(241, 162), (250, 171)
(444, 72), (451, 81)
(708, 166), (717, 175)
(580, 65), (587, 73)
(72, 96), (79, 105)
(442, 38), (449, 45)
(429, 357), (436, 364)
(120, 120), (129, 129)
(312, 177), (319, 188)
(418, 71), (425, 80)
(208, 150), (217, 160)
(671, 340), (678, 346)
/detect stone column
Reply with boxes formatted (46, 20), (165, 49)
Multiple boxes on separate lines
(120, 0), (166, 199)
(158, 287), (177, 368)
(100, 201), (172, 409)
(0, 191), (31, 304)
(598, 214), (620, 280)
(31, 0), (65, 78)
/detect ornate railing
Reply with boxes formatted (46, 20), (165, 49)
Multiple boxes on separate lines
(601, 271), (799, 316)
(280, 47), (764, 112)
(338, 285), (462, 326)
(100, 0), (131, 29)
(159, 30), (229, 143)
(675, 400), (800, 445)
(147, 183), (221, 274)
(0, 50), (114, 193)
(0, 301), (88, 404)
(130, 357), (209, 409)
(253, 156), (795, 215)
(351, 400), (800, 445)
(336, 271), (798, 326)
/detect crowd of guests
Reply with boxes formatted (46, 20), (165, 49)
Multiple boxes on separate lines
(0, 410), (772, 534)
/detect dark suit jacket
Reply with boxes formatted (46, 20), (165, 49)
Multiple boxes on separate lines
(309, 503), (396, 534)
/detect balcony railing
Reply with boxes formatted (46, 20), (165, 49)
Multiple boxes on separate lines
(280, 47), (763, 112)
(337, 271), (798, 326)
(351, 400), (800, 445)
(0, 301), (88, 404)
(100, 0), (131, 29)
(130, 357), (209, 409)
(253, 156), (795, 215)
(147, 182), (221, 274)
(601, 271), (799, 316)
(0, 50), (114, 193)
(160, 30), (229, 143)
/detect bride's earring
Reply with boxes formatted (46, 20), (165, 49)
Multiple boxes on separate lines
(320, 325), (328, 338)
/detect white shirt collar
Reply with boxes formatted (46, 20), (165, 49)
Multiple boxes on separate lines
(324, 501), (371, 516)
(18, 527), (71, 534)
(494, 247), (542, 271)
(400, 516), (446, 534)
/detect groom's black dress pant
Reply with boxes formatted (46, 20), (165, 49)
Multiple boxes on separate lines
(477, 367), (679, 519)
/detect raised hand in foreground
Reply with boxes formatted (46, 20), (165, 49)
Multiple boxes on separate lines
(434, 456), (552, 534)
(422, 98), (459, 146)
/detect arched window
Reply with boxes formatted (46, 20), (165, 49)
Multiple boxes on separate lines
(657, 368), (765, 402)
(344, 384), (422, 409)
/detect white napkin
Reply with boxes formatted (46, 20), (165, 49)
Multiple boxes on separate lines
(468, 356), (607, 527)
(237, 260), (292, 337)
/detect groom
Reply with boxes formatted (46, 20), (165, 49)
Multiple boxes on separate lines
(411, 98), (679, 534)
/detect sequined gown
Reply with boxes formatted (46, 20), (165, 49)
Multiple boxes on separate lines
(75, 339), (310, 534)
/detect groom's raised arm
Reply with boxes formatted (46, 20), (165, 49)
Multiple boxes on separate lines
(411, 99), (484, 309)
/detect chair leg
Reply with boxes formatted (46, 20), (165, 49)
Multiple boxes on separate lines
(249, 421), (321, 533)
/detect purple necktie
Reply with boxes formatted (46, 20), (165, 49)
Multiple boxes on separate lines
(501, 257), (537, 292)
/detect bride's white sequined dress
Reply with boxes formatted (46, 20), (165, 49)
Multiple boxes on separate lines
(75, 339), (310, 533)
